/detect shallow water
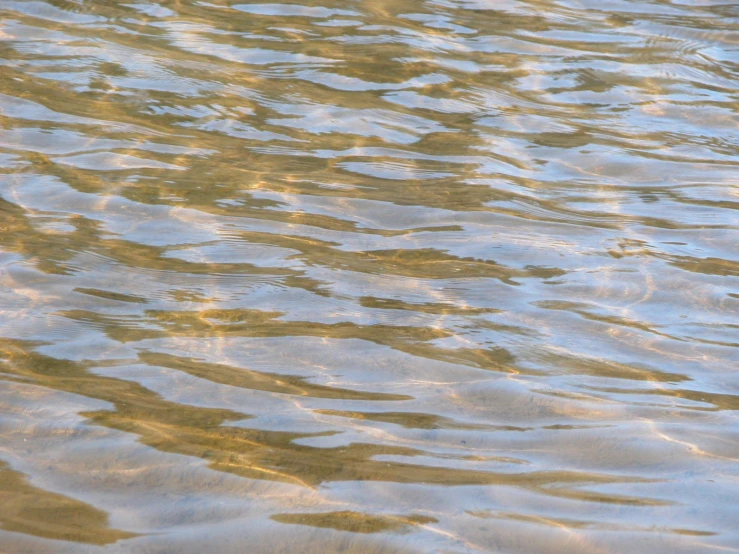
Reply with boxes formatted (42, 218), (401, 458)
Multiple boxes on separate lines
(0, 0), (738, 552)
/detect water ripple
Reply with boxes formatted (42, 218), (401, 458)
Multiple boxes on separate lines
(0, 0), (737, 552)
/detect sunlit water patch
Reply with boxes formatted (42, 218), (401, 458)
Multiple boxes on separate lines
(0, 0), (737, 552)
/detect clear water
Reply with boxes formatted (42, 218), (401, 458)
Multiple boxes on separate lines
(0, 0), (738, 552)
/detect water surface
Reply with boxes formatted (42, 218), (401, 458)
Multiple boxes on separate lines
(0, 0), (738, 552)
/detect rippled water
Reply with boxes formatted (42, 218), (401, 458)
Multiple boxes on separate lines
(0, 0), (738, 552)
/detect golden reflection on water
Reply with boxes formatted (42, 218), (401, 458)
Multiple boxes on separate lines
(0, 0), (738, 552)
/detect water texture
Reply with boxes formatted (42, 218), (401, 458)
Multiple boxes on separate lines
(0, 0), (737, 552)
